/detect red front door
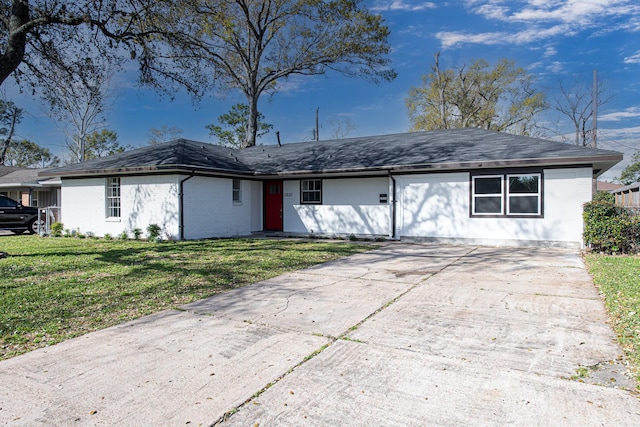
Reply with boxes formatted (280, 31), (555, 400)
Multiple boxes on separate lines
(264, 180), (283, 231)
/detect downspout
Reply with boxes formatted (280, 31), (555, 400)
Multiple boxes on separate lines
(179, 172), (196, 240)
(389, 172), (397, 239)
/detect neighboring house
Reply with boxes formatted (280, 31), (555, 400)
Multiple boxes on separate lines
(0, 166), (61, 208)
(40, 128), (622, 247)
(610, 182), (640, 207)
(596, 180), (624, 192)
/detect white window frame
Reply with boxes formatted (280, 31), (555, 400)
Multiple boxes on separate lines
(471, 175), (504, 215)
(232, 179), (242, 204)
(301, 179), (322, 204)
(471, 172), (543, 218)
(106, 177), (121, 218)
(506, 173), (541, 216)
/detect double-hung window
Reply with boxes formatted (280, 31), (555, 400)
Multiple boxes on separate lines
(507, 174), (541, 215)
(232, 179), (242, 203)
(472, 175), (503, 215)
(471, 172), (542, 217)
(106, 177), (121, 218)
(301, 179), (322, 204)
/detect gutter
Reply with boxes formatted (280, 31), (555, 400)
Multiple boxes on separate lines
(178, 172), (196, 240)
(389, 172), (397, 239)
(249, 154), (623, 178)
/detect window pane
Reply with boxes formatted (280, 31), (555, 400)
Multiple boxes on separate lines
(509, 196), (539, 214)
(301, 179), (322, 204)
(509, 175), (538, 193)
(106, 177), (121, 218)
(475, 177), (502, 194)
(475, 197), (502, 214)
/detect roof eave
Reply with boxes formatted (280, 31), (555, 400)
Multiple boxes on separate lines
(252, 154), (623, 178)
(40, 164), (255, 178)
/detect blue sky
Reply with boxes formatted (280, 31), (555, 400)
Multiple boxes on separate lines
(7, 0), (640, 180)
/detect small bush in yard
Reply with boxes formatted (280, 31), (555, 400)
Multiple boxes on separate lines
(119, 230), (129, 240)
(132, 228), (143, 240)
(50, 222), (64, 237)
(583, 200), (640, 254)
(146, 224), (162, 241)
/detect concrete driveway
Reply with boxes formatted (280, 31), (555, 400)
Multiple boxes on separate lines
(0, 244), (638, 426)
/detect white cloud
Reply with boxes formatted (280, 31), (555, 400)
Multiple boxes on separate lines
(624, 51), (640, 64)
(436, 24), (570, 48)
(546, 61), (564, 73)
(436, 31), (507, 49)
(439, 0), (640, 48)
(599, 107), (640, 122)
(543, 46), (557, 57)
(371, 1), (437, 12)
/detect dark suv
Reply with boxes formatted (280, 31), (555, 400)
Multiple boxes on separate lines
(0, 195), (44, 234)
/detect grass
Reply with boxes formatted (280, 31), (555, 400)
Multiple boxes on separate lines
(0, 236), (370, 360)
(584, 253), (640, 381)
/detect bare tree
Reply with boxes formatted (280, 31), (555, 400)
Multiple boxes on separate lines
(553, 78), (611, 146)
(39, 55), (116, 162)
(327, 115), (359, 140)
(148, 126), (183, 145)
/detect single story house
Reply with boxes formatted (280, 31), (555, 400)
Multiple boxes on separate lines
(40, 128), (622, 247)
(0, 166), (61, 208)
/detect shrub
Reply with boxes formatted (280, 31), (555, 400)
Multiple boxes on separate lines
(593, 190), (614, 203)
(104, 233), (113, 240)
(146, 224), (162, 241)
(132, 228), (143, 240)
(119, 230), (129, 240)
(583, 200), (640, 254)
(50, 222), (64, 237)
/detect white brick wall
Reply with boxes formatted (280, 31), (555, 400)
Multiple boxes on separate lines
(396, 168), (593, 247)
(283, 177), (390, 235)
(182, 176), (257, 239)
(60, 168), (592, 245)
(61, 175), (180, 239)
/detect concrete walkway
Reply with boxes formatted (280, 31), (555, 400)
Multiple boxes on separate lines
(0, 244), (638, 426)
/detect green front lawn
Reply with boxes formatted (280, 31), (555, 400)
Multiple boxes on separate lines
(0, 236), (370, 360)
(584, 253), (640, 381)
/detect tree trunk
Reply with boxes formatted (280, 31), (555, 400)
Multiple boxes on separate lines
(0, 107), (19, 165)
(434, 52), (447, 129)
(0, 1), (29, 86)
(242, 94), (259, 148)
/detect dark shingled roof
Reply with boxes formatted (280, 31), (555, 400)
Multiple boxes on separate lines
(40, 139), (255, 177)
(0, 166), (22, 178)
(41, 128), (622, 178)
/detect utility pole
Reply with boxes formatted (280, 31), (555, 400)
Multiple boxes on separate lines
(592, 69), (598, 149)
(591, 69), (598, 197)
(315, 108), (320, 141)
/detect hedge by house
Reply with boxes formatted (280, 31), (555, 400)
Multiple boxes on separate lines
(583, 194), (640, 254)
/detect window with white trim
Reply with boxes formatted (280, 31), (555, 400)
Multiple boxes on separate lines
(507, 174), (541, 215)
(106, 177), (121, 218)
(232, 179), (242, 203)
(472, 175), (503, 215)
(471, 173), (542, 217)
(301, 179), (322, 204)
